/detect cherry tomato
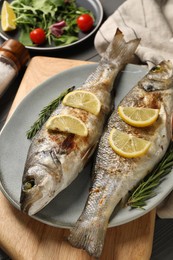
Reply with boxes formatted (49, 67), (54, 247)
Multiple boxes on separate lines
(77, 14), (94, 32)
(30, 28), (46, 45)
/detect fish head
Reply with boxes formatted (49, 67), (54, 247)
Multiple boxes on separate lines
(20, 151), (62, 215)
(140, 60), (173, 92)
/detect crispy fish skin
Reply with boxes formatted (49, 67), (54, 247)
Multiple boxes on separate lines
(68, 61), (173, 258)
(20, 30), (140, 216)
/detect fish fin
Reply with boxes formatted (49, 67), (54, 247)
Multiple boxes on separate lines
(103, 28), (140, 66)
(82, 142), (98, 164)
(68, 217), (107, 258)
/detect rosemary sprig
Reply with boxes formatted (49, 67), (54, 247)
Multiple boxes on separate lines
(26, 86), (75, 139)
(127, 141), (173, 209)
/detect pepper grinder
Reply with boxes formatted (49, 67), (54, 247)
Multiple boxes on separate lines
(0, 39), (30, 98)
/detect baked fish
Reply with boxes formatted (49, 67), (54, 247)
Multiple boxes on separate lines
(20, 30), (139, 215)
(68, 61), (173, 257)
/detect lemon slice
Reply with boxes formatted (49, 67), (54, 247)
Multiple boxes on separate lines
(62, 90), (101, 115)
(109, 128), (151, 158)
(46, 115), (88, 136)
(118, 106), (159, 127)
(1, 1), (16, 31)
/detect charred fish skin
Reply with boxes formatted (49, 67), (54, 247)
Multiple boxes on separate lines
(68, 61), (173, 258)
(20, 30), (140, 216)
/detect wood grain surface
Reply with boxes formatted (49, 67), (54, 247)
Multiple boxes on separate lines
(0, 57), (156, 260)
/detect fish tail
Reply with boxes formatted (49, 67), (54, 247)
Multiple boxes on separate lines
(68, 215), (107, 258)
(103, 29), (140, 66)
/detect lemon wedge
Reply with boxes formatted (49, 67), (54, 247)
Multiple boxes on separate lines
(1, 1), (16, 31)
(118, 106), (159, 127)
(62, 90), (101, 115)
(46, 114), (88, 136)
(109, 128), (151, 158)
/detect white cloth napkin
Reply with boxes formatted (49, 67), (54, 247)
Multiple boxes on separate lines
(94, 0), (173, 218)
(95, 0), (173, 68)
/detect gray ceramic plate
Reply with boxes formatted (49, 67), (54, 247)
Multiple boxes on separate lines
(0, 64), (173, 228)
(0, 0), (103, 51)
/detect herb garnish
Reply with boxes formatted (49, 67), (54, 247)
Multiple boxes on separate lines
(26, 86), (75, 139)
(127, 141), (173, 209)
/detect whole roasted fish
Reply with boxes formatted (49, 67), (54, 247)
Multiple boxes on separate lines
(20, 30), (139, 215)
(68, 61), (173, 257)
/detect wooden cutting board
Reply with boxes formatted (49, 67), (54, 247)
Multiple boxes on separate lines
(0, 56), (156, 260)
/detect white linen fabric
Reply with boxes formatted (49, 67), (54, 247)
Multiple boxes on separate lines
(95, 0), (173, 68)
(94, 0), (173, 218)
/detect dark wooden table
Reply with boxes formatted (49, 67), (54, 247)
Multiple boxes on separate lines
(0, 0), (173, 259)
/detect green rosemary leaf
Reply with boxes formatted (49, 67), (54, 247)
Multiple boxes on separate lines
(26, 86), (75, 139)
(127, 141), (173, 209)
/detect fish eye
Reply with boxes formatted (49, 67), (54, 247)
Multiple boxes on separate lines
(23, 179), (35, 191)
(144, 84), (155, 92)
(151, 65), (161, 72)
